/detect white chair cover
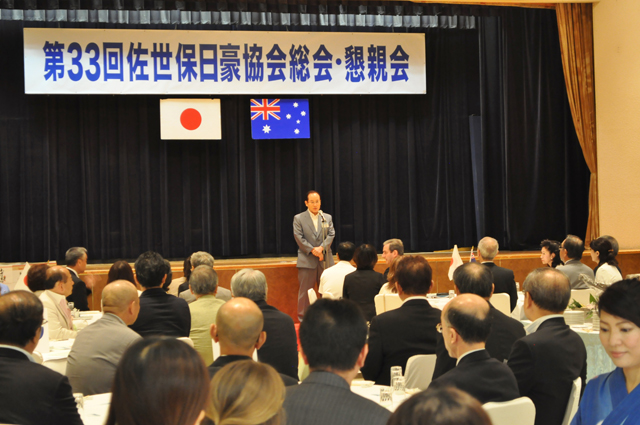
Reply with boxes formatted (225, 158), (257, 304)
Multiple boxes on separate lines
(384, 294), (402, 312)
(308, 288), (318, 305)
(404, 354), (437, 390)
(561, 377), (582, 425)
(374, 294), (385, 315)
(490, 293), (511, 315)
(177, 337), (194, 348)
(483, 397), (536, 425)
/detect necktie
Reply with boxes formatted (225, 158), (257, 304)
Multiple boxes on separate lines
(58, 298), (74, 329)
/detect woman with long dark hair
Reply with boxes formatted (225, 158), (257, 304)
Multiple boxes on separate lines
(590, 237), (622, 286)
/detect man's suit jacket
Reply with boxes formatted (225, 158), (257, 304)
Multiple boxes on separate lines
(293, 210), (335, 269)
(66, 268), (91, 311)
(342, 269), (386, 322)
(507, 317), (587, 425)
(255, 299), (299, 379)
(433, 304), (526, 379)
(129, 287), (191, 337)
(0, 347), (83, 425)
(361, 298), (441, 386)
(189, 294), (226, 366)
(207, 355), (299, 386)
(483, 262), (517, 311)
(66, 313), (141, 395)
(429, 349), (520, 404)
(557, 259), (593, 289)
(284, 371), (391, 425)
(40, 290), (77, 340)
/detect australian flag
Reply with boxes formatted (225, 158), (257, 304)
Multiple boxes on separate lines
(250, 98), (311, 140)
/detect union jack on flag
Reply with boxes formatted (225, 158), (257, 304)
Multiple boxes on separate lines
(250, 98), (310, 140)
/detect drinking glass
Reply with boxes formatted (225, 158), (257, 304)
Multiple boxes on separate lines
(390, 366), (402, 384)
(380, 387), (393, 408)
(392, 376), (406, 396)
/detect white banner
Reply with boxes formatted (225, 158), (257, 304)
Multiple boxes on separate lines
(23, 28), (426, 95)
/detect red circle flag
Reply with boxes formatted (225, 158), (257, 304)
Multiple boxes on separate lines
(180, 108), (202, 131)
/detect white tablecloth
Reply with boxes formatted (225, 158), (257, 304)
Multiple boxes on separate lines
(351, 382), (410, 411)
(81, 392), (111, 425)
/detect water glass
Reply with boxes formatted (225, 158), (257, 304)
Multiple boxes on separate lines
(448, 290), (456, 298)
(392, 376), (406, 396)
(67, 302), (75, 311)
(73, 393), (84, 413)
(380, 387), (393, 407)
(390, 366), (402, 384)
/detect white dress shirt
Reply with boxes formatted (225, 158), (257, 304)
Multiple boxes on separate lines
(318, 261), (356, 299)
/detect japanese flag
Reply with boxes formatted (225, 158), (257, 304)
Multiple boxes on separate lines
(160, 99), (222, 140)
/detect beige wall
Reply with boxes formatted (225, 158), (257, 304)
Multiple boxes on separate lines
(593, 0), (640, 249)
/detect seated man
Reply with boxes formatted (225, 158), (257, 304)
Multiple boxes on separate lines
(284, 299), (391, 425)
(428, 294), (520, 404)
(208, 297), (297, 386)
(66, 280), (141, 395)
(557, 234), (593, 289)
(39, 266), (77, 340)
(189, 265), (226, 365)
(477, 237), (517, 311)
(0, 292), (83, 425)
(432, 262), (525, 379)
(129, 251), (190, 337)
(230, 268), (298, 379)
(361, 255), (441, 385)
(507, 268), (587, 425)
(318, 241), (356, 299)
(179, 251), (232, 303)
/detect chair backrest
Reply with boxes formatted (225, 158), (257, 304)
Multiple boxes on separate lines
(177, 337), (195, 348)
(483, 397), (536, 425)
(561, 377), (582, 425)
(404, 354), (437, 390)
(490, 293), (511, 315)
(570, 289), (596, 307)
(384, 294), (402, 312)
(308, 288), (318, 305)
(374, 294), (386, 315)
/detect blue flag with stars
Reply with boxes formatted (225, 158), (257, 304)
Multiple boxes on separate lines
(250, 99), (310, 140)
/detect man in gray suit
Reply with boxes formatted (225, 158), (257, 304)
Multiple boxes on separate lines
(293, 191), (335, 321)
(179, 251), (232, 303)
(284, 299), (391, 425)
(557, 235), (593, 289)
(66, 280), (141, 395)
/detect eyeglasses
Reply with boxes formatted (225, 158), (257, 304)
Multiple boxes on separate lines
(436, 323), (442, 333)
(40, 320), (48, 338)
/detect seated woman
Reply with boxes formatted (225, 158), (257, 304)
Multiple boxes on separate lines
(387, 387), (491, 425)
(204, 360), (284, 425)
(540, 239), (564, 268)
(343, 244), (386, 322)
(106, 337), (209, 425)
(378, 256), (403, 295)
(107, 260), (135, 285)
(590, 237), (623, 286)
(27, 263), (50, 296)
(571, 279), (640, 425)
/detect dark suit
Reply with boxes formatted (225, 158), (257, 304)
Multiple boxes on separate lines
(433, 304), (525, 379)
(483, 262), (517, 311)
(207, 355), (298, 386)
(255, 299), (299, 379)
(0, 347), (83, 425)
(66, 268), (91, 311)
(429, 349), (520, 404)
(361, 298), (441, 386)
(342, 269), (386, 322)
(284, 371), (391, 425)
(507, 317), (587, 425)
(129, 287), (191, 337)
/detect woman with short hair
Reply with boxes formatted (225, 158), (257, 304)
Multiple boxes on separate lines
(343, 244), (386, 322)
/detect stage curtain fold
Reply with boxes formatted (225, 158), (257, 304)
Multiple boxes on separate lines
(556, 3), (599, 244)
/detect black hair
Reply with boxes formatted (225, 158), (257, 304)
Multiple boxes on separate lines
(0, 292), (44, 347)
(598, 279), (640, 328)
(353, 244), (378, 270)
(395, 256), (432, 295)
(134, 251), (167, 288)
(541, 239), (564, 268)
(337, 242), (356, 262)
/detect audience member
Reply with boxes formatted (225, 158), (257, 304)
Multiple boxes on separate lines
(0, 291), (83, 425)
(557, 235), (593, 289)
(590, 237), (623, 286)
(205, 360), (285, 425)
(572, 279), (640, 425)
(540, 239), (564, 268)
(189, 265), (226, 365)
(284, 299), (391, 425)
(180, 251), (232, 303)
(105, 337), (209, 425)
(433, 262), (525, 379)
(361, 256), (440, 386)
(382, 238), (404, 280)
(342, 244), (386, 321)
(318, 241), (356, 299)
(168, 256), (191, 296)
(230, 268), (298, 379)
(26, 263), (50, 295)
(379, 256), (403, 295)
(428, 294), (520, 403)
(65, 247), (93, 311)
(106, 260), (135, 285)
(601, 235), (623, 276)
(208, 297), (297, 386)
(387, 387), (492, 425)
(477, 237), (517, 311)
(40, 266), (77, 340)
(66, 280), (141, 395)
(129, 251), (191, 337)
(507, 268), (587, 425)
(161, 259), (173, 292)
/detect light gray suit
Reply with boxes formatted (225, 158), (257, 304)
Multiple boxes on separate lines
(66, 313), (141, 395)
(293, 210), (335, 320)
(557, 259), (593, 289)
(284, 371), (390, 425)
(179, 286), (232, 304)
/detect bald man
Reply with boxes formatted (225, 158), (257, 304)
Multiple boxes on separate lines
(428, 294), (520, 404)
(477, 236), (517, 311)
(39, 266), (77, 340)
(207, 298), (298, 386)
(66, 281), (142, 395)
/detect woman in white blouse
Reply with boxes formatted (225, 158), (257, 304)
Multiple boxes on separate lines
(590, 237), (623, 286)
